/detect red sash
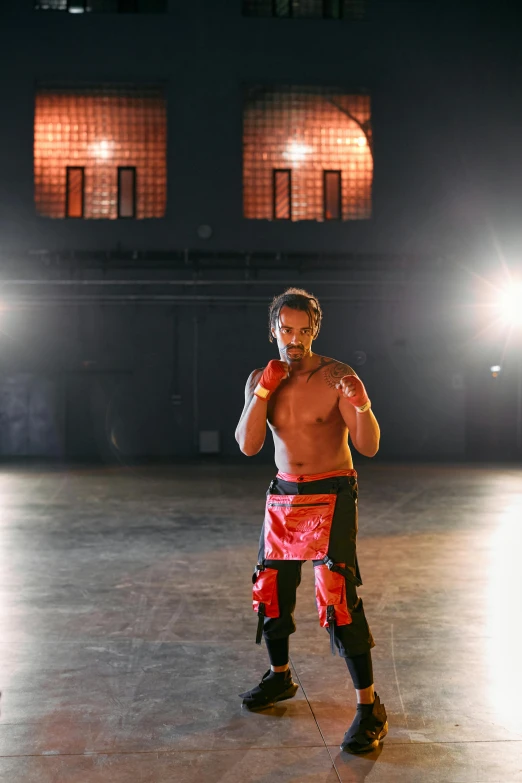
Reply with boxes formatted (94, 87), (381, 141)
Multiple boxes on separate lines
(276, 468), (357, 483)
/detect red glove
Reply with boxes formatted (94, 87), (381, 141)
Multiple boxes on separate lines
(254, 360), (289, 400)
(336, 374), (371, 410)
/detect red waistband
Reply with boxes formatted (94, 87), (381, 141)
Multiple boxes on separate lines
(276, 468), (357, 483)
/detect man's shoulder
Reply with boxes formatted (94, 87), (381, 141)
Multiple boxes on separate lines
(245, 368), (263, 388)
(311, 356), (356, 388)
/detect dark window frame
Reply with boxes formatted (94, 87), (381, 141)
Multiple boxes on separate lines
(34, 1), (68, 9)
(242, 0), (364, 19)
(117, 0), (167, 10)
(272, 0), (292, 17)
(117, 0), (139, 11)
(65, 166), (85, 219)
(36, 0), (167, 11)
(117, 166), (137, 219)
(272, 168), (292, 221)
(323, 169), (342, 221)
(67, 0), (87, 10)
(323, 0), (343, 18)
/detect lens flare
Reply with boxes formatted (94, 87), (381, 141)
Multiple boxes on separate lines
(497, 284), (522, 327)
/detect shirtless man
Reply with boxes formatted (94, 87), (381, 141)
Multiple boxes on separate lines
(235, 287), (388, 754)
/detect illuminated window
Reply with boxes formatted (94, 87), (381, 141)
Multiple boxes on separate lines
(273, 169), (292, 220)
(242, 0), (365, 18)
(66, 167), (85, 218)
(35, 0), (167, 11)
(324, 170), (341, 220)
(34, 84), (167, 219)
(118, 167), (136, 218)
(243, 86), (372, 222)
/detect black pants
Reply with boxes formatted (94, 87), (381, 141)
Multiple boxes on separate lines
(257, 474), (375, 659)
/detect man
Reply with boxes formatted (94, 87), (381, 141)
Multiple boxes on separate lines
(235, 288), (388, 754)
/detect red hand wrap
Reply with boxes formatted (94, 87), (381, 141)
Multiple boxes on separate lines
(341, 375), (369, 408)
(255, 360), (288, 399)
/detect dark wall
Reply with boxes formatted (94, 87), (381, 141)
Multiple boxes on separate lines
(0, 269), (476, 461)
(0, 1), (521, 462)
(1, 1), (522, 258)
(0, 263), (520, 462)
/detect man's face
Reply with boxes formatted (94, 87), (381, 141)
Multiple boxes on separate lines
(272, 305), (314, 363)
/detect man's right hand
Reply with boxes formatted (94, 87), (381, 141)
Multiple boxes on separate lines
(254, 360), (289, 400)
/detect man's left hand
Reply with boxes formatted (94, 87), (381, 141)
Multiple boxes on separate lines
(335, 374), (369, 408)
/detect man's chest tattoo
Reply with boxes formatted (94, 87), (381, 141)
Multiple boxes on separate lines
(306, 358), (353, 387)
(323, 361), (354, 388)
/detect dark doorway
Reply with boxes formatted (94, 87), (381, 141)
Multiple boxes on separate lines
(0, 374), (65, 457)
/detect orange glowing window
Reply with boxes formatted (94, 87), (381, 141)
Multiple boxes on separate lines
(66, 167), (84, 218)
(34, 84), (167, 219)
(243, 86), (373, 222)
(273, 169), (292, 220)
(242, 0), (365, 18)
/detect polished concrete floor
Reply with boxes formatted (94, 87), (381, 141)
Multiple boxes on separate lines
(0, 460), (521, 782)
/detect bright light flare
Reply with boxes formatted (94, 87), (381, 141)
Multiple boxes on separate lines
(497, 283), (522, 327)
(282, 142), (312, 164)
(89, 139), (113, 160)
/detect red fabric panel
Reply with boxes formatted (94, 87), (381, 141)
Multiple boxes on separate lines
(276, 469), (357, 482)
(264, 494), (337, 560)
(252, 567), (280, 618)
(314, 564), (352, 627)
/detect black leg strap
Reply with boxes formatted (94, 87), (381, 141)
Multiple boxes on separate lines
(256, 603), (266, 645)
(321, 555), (362, 587)
(327, 605), (336, 656)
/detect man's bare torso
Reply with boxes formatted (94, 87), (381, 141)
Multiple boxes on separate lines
(258, 355), (356, 474)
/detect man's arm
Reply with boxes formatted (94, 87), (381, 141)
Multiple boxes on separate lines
(342, 403), (380, 458)
(335, 365), (380, 458)
(235, 369), (267, 456)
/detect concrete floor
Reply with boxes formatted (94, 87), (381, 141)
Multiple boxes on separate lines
(0, 460), (521, 782)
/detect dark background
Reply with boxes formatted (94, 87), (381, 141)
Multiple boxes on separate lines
(0, 0), (520, 462)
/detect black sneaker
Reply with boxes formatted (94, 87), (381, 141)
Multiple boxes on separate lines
(340, 693), (388, 753)
(239, 669), (299, 711)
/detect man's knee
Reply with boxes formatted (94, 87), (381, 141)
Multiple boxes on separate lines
(334, 599), (375, 658)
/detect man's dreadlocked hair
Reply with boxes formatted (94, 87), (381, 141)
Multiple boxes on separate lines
(268, 288), (323, 342)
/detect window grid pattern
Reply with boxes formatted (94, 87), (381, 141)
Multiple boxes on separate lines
(243, 86), (372, 222)
(34, 85), (167, 220)
(243, 0), (365, 18)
